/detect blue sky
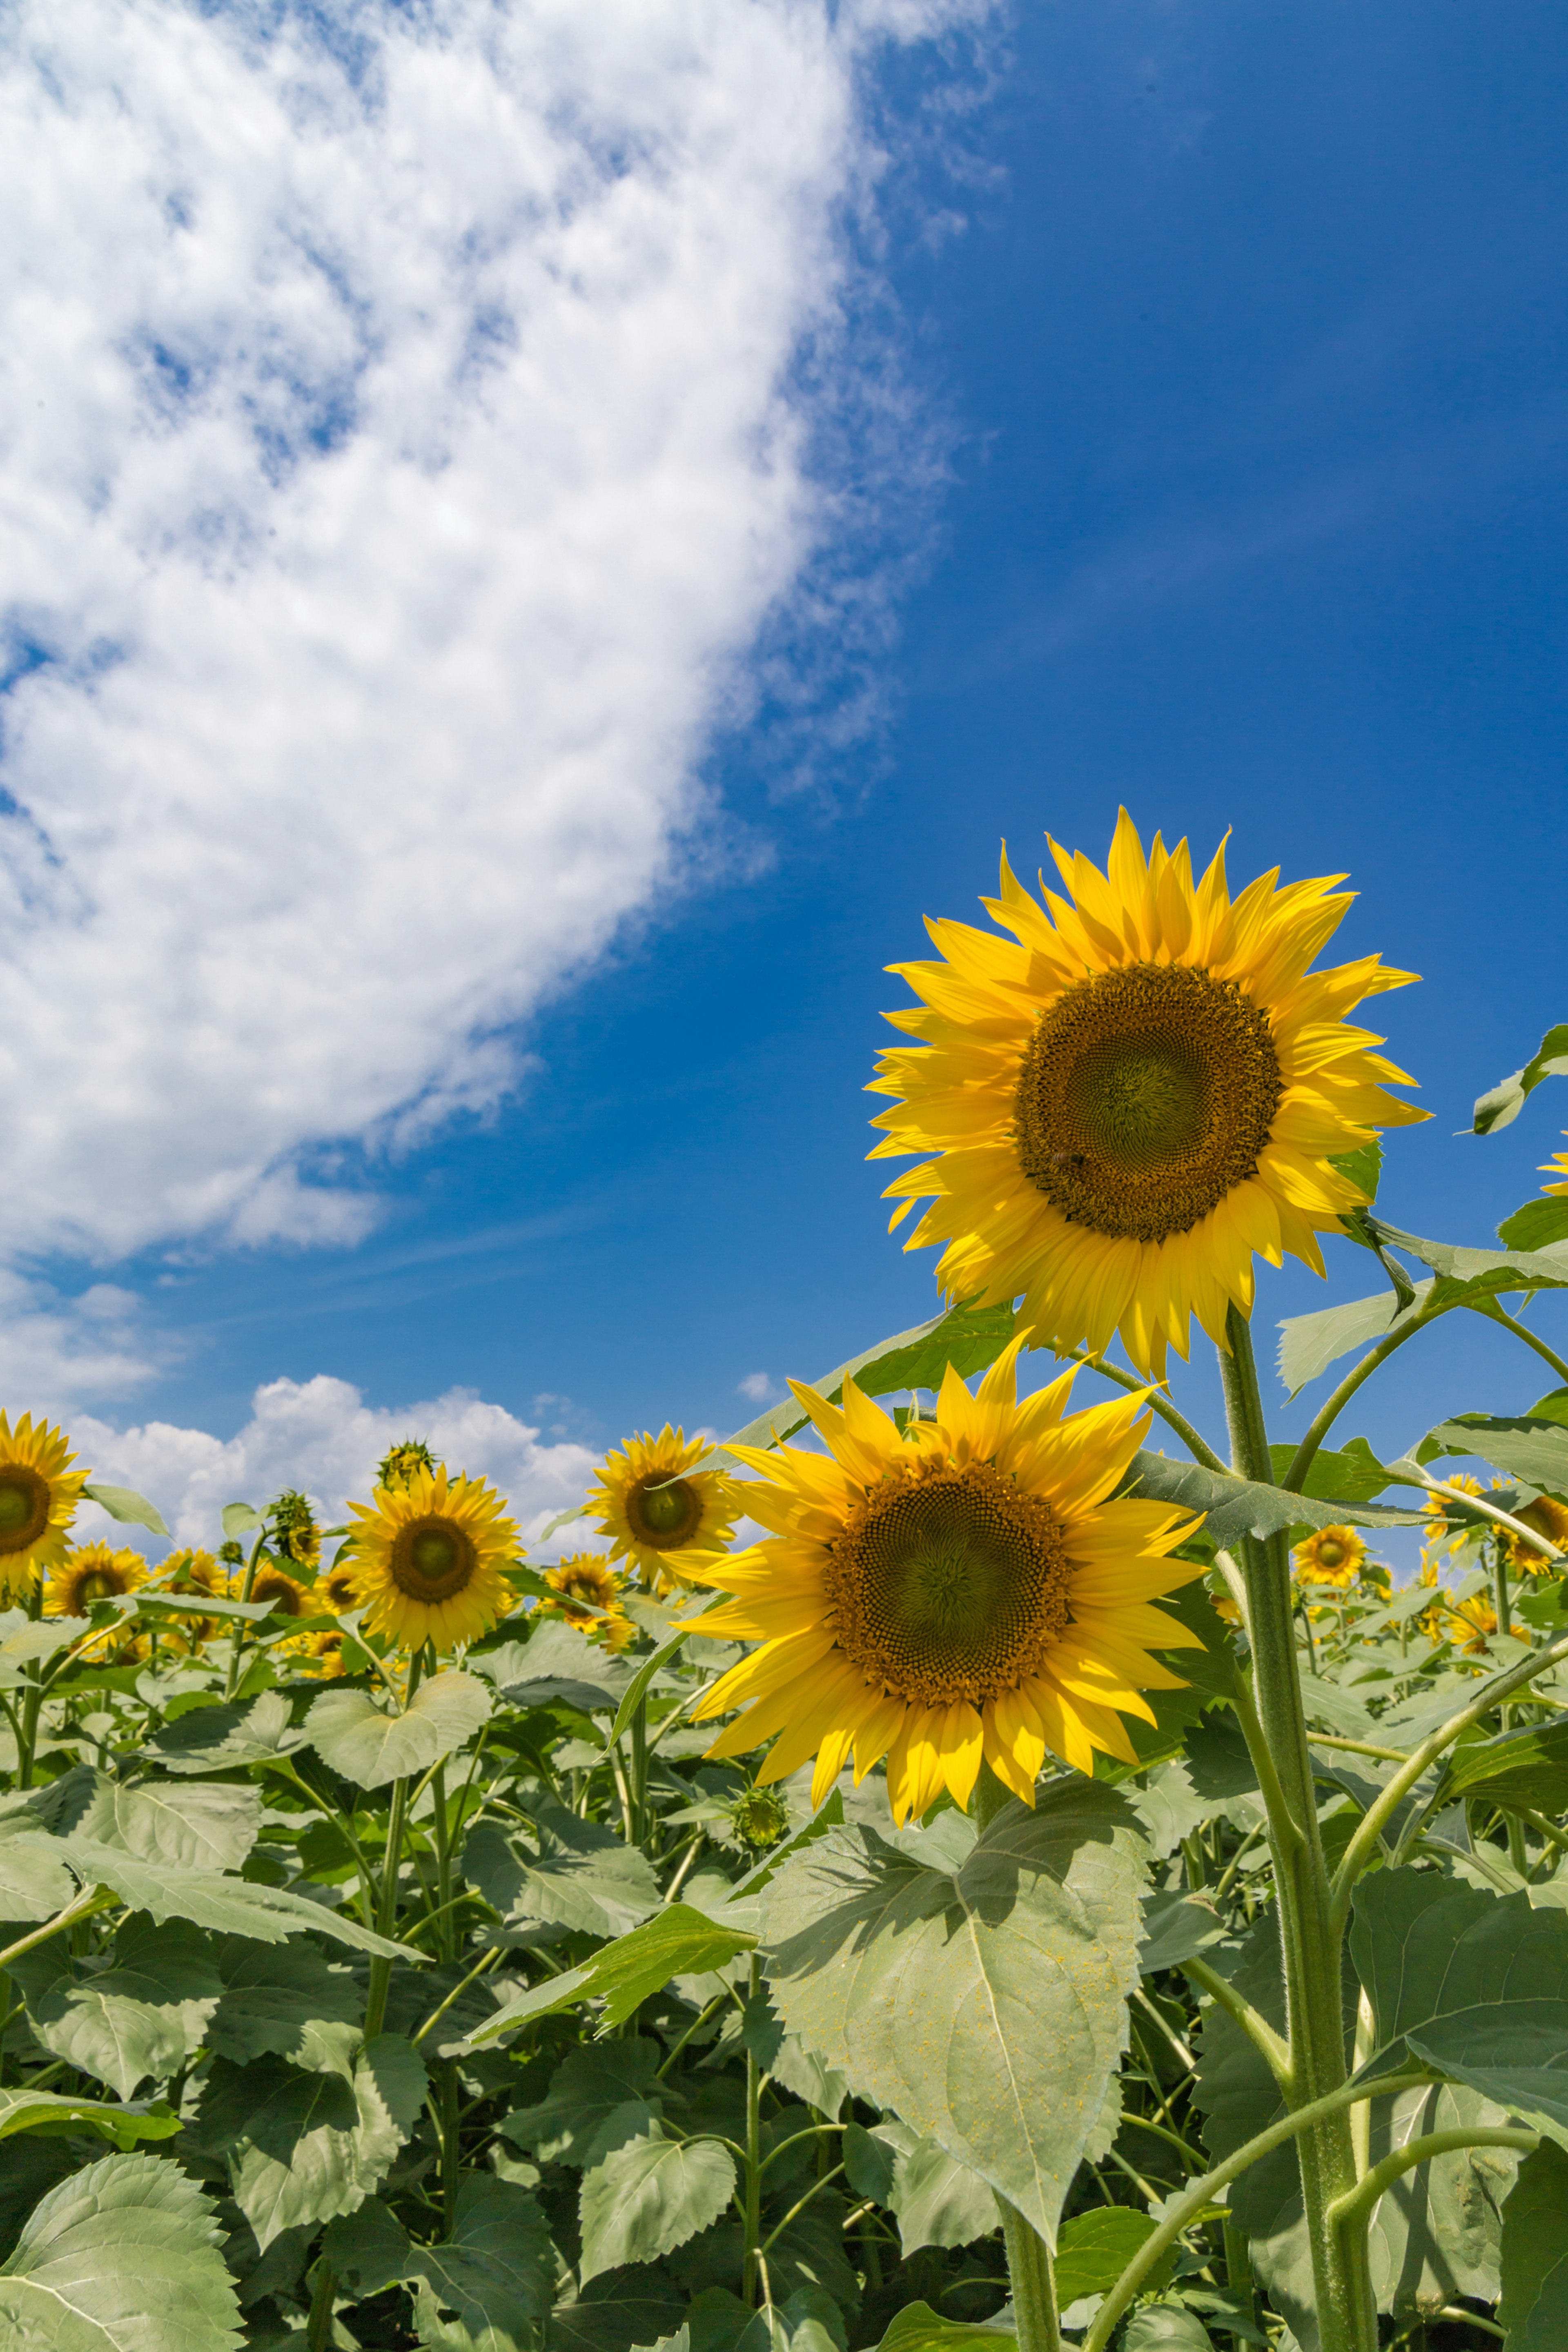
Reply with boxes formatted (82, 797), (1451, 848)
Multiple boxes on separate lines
(6, 0), (1568, 1539)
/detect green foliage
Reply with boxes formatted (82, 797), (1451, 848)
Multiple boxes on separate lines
(580, 2123), (739, 2279)
(0, 2154), (241, 2349)
(1472, 1023), (1568, 1134)
(1499, 2140), (1568, 2350)
(305, 1667), (492, 1785)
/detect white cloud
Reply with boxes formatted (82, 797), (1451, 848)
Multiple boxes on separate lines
(70, 1374), (604, 1559)
(737, 1371), (776, 1402)
(0, 0), (979, 1338)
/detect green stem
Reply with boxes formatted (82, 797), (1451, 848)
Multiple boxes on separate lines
(1279, 1304), (1448, 1494)
(1183, 1956), (1291, 2084)
(1328, 2128), (1538, 2235)
(629, 1695), (649, 1850)
(1218, 1305), (1376, 2352)
(741, 1955), (766, 2308)
(1080, 2071), (1432, 2352)
(997, 2196), (1062, 2352)
(14, 1676), (43, 1790)
(305, 2257), (336, 2352)
(1059, 1347), (1229, 1473)
(362, 1648), (425, 2040)
(1476, 1298), (1568, 1388)
(0, 1887), (114, 1971)
(223, 1531), (270, 1701)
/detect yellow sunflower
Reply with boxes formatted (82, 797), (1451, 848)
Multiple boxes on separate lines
(1422, 1473), (1485, 1555)
(1503, 1493), (1568, 1575)
(1442, 1597), (1497, 1655)
(160, 1547), (228, 1598)
(687, 1340), (1203, 1825)
(588, 1428), (740, 1597)
(298, 1627), (351, 1677)
(0, 1412), (91, 1604)
(344, 1464), (518, 1654)
(541, 1554), (635, 1650)
(270, 1489), (321, 1572)
(1292, 1525), (1366, 1588)
(869, 813), (1425, 1378)
(379, 1439), (436, 1490)
(318, 1559), (363, 1615)
(46, 1541), (147, 1617)
(249, 1564), (314, 1622)
(1540, 1137), (1568, 1197)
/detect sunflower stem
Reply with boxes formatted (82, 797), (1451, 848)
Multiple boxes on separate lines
(1217, 1305), (1378, 2352)
(629, 1693), (649, 1849)
(741, 1955), (766, 2308)
(362, 1647), (425, 2040)
(996, 2196), (1061, 2352)
(223, 1529), (270, 1702)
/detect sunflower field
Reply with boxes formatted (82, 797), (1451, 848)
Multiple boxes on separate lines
(4, 817), (1568, 2352)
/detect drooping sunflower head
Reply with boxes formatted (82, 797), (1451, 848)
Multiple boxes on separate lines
(1540, 1138), (1568, 1199)
(688, 1339), (1204, 1825)
(46, 1540), (147, 1617)
(0, 1412), (91, 1603)
(269, 1489), (321, 1571)
(1504, 1493), (1568, 1576)
(1292, 1525), (1366, 1588)
(378, 1438), (437, 1491)
(587, 1427), (741, 1596)
(344, 1465), (519, 1654)
(869, 813), (1425, 1377)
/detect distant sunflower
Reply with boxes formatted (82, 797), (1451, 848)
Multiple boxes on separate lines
(0, 1412), (90, 1604)
(688, 1340), (1203, 1824)
(588, 1428), (740, 1596)
(1422, 1473), (1484, 1555)
(300, 1627), (350, 1678)
(1504, 1494), (1568, 1575)
(270, 1490), (321, 1572)
(47, 1541), (146, 1617)
(250, 1565), (312, 1619)
(345, 1465), (517, 1653)
(161, 1547), (227, 1598)
(1292, 1526), (1366, 1588)
(318, 1560), (363, 1615)
(1541, 1138), (1568, 1197)
(1443, 1597), (1497, 1654)
(379, 1439), (436, 1491)
(869, 812), (1425, 1378)
(542, 1555), (635, 1649)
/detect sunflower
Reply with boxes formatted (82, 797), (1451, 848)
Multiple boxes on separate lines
(1442, 1597), (1497, 1654)
(344, 1464), (518, 1654)
(868, 813), (1425, 1379)
(379, 1439), (436, 1490)
(160, 1547), (228, 1598)
(318, 1560), (363, 1615)
(0, 1412), (91, 1603)
(1422, 1473), (1485, 1555)
(541, 1555), (635, 1650)
(1292, 1526), (1365, 1588)
(1541, 1138), (1568, 1197)
(1503, 1494), (1568, 1575)
(46, 1541), (146, 1617)
(687, 1340), (1203, 1824)
(298, 1627), (350, 1678)
(270, 1490), (321, 1572)
(588, 1428), (740, 1597)
(250, 1565), (312, 1620)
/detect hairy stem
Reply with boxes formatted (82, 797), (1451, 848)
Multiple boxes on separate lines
(998, 2196), (1062, 2352)
(1329, 2128), (1538, 2235)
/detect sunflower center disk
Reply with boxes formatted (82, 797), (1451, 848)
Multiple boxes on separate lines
(1014, 962), (1284, 1243)
(391, 1517), (478, 1601)
(824, 1462), (1073, 1709)
(631, 1475), (702, 1548)
(0, 1468), (49, 1555)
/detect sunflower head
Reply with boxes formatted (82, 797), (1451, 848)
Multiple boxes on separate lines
(345, 1465), (519, 1655)
(588, 1427), (740, 1596)
(47, 1540), (147, 1617)
(688, 1339), (1204, 1825)
(251, 1565), (312, 1620)
(300, 1627), (350, 1678)
(269, 1489), (321, 1571)
(542, 1554), (635, 1649)
(869, 812), (1425, 1378)
(1292, 1525), (1366, 1588)
(1504, 1494), (1568, 1576)
(0, 1412), (91, 1603)
(219, 1539), (245, 1568)
(319, 1559), (363, 1615)
(378, 1439), (437, 1491)
(161, 1547), (227, 1598)
(728, 1786), (791, 1848)
(1444, 1597), (1497, 1654)
(1540, 1138), (1568, 1199)
(1422, 1474), (1485, 1555)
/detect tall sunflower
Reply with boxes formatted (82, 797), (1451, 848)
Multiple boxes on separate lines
(345, 1465), (518, 1653)
(869, 813), (1425, 1378)
(588, 1428), (740, 1597)
(1540, 1138), (1568, 1197)
(541, 1555), (635, 1649)
(0, 1412), (90, 1604)
(687, 1341), (1203, 1824)
(1292, 1526), (1365, 1588)
(1504, 1494), (1568, 1575)
(46, 1541), (146, 1617)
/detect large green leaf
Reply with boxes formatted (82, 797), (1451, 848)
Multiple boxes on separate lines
(466, 1800), (661, 1941)
(549, 2267), (686, 2352)
(0, 1815), (79, 1919)
(13, 1915), (222, 2097)
(1120, 1451), (1424, 1544)
(204, 1934), (364, 2073)
(1350, 1871), (1568, 2077)
(1138, 1891), (1227, 1976)
(325, 2176), (554, 2350)
(1266, 1437), (1393, 1503)
(870, 2307), (1013, 2352)
(466, 1901), (757, 2046)
(81, 1480), (170, 1537)
(0, 2086), (182, 2149)
(1499, 1197), (1568, 1252)
(1368, 1216), (1568, 1296)
(1054, 2204), (1169, 2303)
(63, 1771), (261, 1874)
(1408, 2006), (1568, 2149)
(1440, 1718), (1568, 1815)
(193, 2031), (426, 2247)
(33, 1831), (410, 1955)
(1499, 2140), (1568, 2351)
(0, 1610), (90, 1690)
(842, 2118), (996, 2255)
(1472, 1024), (1568, 1134)
(579, 2121), (737, 2279)
(305, 1668), (491, 1787)
(1419, 1410), (1568, 1497)
(147, 1690), (310, 1775)
(1276, 1283), (1434, 1395)
(762, 1780), (1149, 2244)
(481, 1620), (641, 1711)
(503, 2040), (664, 2170)
(0, 2152), (240, 2349)
(1120, 2314), (1214, 2351)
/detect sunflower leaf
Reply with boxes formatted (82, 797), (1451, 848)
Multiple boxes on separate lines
(0, 2086), (184, 2149)
(579, 2119), (738, 2280)
(1416, 1410), (1568, 1496)
(1438, 1720), (1568, 1815)
(305, 1668), (492, 1788)
(1120, 1451), (1425, 1545)
(464, 1902), (757, 2047)
(761, 1777), (1148, 2246)
(56, 1769), (262, 1874)
(12, 1915), (223, 2097)
(1499, 2141), (1568, 2350)
(146, 1688), (311, 1774)
(0, 2152), (242, 2350)
(1499, 1197), (1568, 1252)
(465, 1803), (662, 1942)
(80, 1479), (170, 1537)
(191, 2033), (426, 2249)
(1472, 1024), (1568, 1135)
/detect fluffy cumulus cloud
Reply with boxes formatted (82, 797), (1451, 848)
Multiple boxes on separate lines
(70, 1374), (604, 1558)
(0, 0), (976, 1310)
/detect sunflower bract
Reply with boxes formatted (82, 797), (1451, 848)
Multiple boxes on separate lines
(868, 810), (1426, 1377)
(686, 1337), (1206, 1825)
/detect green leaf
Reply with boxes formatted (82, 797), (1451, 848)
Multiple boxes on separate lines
(0, 2152), (241, 2350)
(221, 1502), (263, 1539)
(1138, 1891), (1227, 1976)
(608, 1625), (705, 1746)
(503, 2040), (664, 2170)
(1419, 1410), (1568, 1496)
(38, 1831), (412, 1956)
(205, 1934), (364, 2073)
(0, 1816), (79, 1919)
(1407, 2008), (1568, 2150)
(146, 1689), (310, 1775)
(549, 2268), (686, 2352)
(465, 1799), (662, 1941)
(0, 1609), (91, 1690)
(762, 1778), (1149, 2244)
(1276, 1283), (1434, 1395)
(869, 2307), (1013, 2352)
(194, 2031), (426, 2248)
(0, 2086), (183, 2148)
(1054, 2204), (1169, 2303)
(64, 1770), (262, 1874)
(1350, 1871), (1568, 2080)
(1121, 1450), (1424, 1546)
(326, 2177), (554, 2350)
(305, 1668), (491, 1787)
(1499, 1197), (1568, 1252)
(13, 1915), (222, 2097)
(1441, 1719), (1568, 1815)
(1499, 2140), (1568, 2350)
(1472, 1023), (1568, 1134)
(851, 2119), (997, 2256)
(1266, 1437), (1393, 1503)
(481, 1619), (641, 1711)
(466, 1902), (757, 2046)
(579, 2121), (737, 2280)
(1368, 1216), (1568, 1298)
(1121, 2313), (1214, 2352)
(81, 1480), (169, 1537)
